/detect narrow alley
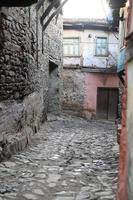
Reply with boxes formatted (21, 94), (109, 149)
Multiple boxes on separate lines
(0, 115), (119, 200)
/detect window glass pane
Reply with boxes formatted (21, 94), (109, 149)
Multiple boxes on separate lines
(102, 49), (106, 55)
(63, 38), (79, 56)
(101, 39), (105, 44)
(97, 48), (101, 55)
(70, 45), (73, 55)
(63, 45), (68, 55)
(74, 45), (78, 55)
(96, 37), (107, 56)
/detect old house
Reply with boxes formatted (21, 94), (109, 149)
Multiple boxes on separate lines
(0, 0), (63, 160)
(107, 0), (133, 199)
(62, 18), (119, 120)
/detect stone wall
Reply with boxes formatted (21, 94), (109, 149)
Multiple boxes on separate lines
(61, 68), (85, 117)
(0, 2), (63, 160)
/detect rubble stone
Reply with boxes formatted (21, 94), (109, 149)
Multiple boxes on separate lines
(0, 2), (63, 160)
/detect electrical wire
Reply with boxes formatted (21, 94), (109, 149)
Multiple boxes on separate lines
(63, 42), (118, 45)
(100, 0), (119, 40)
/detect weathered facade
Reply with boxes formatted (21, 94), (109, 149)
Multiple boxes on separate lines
(0, 1), (63, 160)
(122, 1), (133, 199)
(107, 0), (133, 199)
(62, 19), (119, 120)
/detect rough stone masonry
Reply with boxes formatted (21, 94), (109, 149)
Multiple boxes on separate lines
(0, 2), (63, 160)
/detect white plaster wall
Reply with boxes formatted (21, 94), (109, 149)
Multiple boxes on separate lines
(63, 57), (81, 66)
(63, 29), (118, 68)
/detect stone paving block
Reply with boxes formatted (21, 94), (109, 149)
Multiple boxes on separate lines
(54, 197), (75, 200)
(23, 193), (38, 200)
(0, 115), (119, 200)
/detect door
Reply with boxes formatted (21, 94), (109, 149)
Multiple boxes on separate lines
(48, 61), (59, 113)
(108, 89), (118, 120)
(97, 88), (118, 120)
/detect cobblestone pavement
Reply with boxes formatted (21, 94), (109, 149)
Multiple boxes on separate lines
(0, 115), (119, 200)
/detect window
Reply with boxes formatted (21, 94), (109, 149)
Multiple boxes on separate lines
(63, 38), (80, 56)
(95, 37), (108, 56)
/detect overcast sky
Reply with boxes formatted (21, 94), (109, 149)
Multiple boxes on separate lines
(63, 0), (110, 19)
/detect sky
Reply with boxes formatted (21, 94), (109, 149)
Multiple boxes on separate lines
(63, 0), (110, 19)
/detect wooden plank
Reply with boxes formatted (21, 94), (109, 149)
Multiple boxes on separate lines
(40, 0), (60, 25)
(42, 0), (69, 31)
(36, 0), (45, 11)
(108, 89), (118, 120)
(97, 88), (108, 119)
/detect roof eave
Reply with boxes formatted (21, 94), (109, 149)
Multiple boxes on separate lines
(0, 0), (38, 7)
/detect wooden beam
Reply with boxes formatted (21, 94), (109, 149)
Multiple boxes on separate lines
(42, 0), (69, 31)
(36, 0), (45, 10)
(40, 0), (60, 25)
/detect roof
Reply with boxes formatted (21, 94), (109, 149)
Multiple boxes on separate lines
(63, 18), (118, 32)
(106, 0), (127, 27)
(108, 0), (126, 8)
(0, 0), (38, 7)
(0, 0), (61, 7)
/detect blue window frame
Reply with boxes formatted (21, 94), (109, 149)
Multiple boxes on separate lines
(95, 37), (108, 56)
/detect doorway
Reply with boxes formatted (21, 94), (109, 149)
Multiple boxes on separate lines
(97, 88), (118, 120)
(48, 61), (59, 113)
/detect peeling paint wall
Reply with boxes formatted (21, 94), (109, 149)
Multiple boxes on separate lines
(127, 60), (133, 200)
(127, 3), (133, 197)
(117, 0), (132, 199)
(63, 29), (118, 68)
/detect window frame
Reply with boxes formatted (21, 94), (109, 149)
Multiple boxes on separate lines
(63, 37), (80, 57)
(95, 37), (108, 57)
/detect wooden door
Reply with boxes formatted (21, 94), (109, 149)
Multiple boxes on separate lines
(108, 89), (118, 120)
(97, 88), (108, 119)
(48, 61), (59, 113)
(97, 88), (118, 120)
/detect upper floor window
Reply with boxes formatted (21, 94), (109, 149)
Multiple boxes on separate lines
(63, 38), (80, 56)
(95, 37), (108, 56)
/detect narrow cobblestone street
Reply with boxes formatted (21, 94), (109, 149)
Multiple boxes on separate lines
(0, 115), (119, 200)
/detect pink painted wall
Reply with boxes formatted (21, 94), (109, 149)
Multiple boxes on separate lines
(83, 73), (119, 118)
